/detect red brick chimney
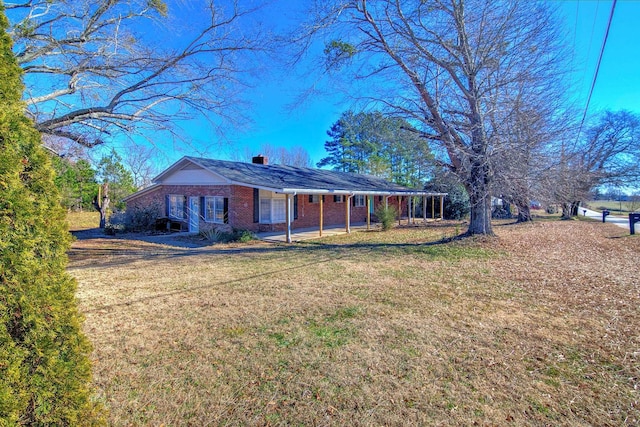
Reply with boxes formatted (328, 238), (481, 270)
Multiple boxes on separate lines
(252, 154), (268, 165)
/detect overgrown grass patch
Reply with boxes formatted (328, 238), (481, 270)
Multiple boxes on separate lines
(69, 220), (640, 426)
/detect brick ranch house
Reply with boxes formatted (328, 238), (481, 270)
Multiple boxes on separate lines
(124, 155), (446, 243)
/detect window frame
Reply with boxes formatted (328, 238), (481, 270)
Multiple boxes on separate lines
(168, 194), (185, 219)
(354, 194), (366, 208)
(259, 196), (287, 224)
(204, 196), (225, 224)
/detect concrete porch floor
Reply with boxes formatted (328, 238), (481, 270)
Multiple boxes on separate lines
(256, 223), (372, 243)
(255, 218), (442, 243)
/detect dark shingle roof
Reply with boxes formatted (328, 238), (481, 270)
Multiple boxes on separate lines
(185, 156), (421, 194)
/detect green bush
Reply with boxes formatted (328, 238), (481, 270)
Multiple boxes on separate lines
(200, 227), (255, 243)
(0, 7), (104, 425)
(375, 205), (398, 231)
(235, 229), (255, 243)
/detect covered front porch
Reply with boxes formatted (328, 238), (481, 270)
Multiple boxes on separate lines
(276, 191), (447, 243)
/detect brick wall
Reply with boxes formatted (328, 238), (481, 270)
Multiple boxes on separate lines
(126, 184), (409, 232)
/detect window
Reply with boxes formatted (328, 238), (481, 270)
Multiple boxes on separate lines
(204, 196), (225, 223)
(168, 194), (185, 219)
(260, 199), (271, 223)
(354, 194), (366, 207)
(333, 195), (344, 203)
(260, 198), (286, 224)
(272, 199), (286, 223)
(309, 194), (320, 203)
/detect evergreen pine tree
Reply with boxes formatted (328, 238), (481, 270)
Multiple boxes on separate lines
(0, 5), (104, 425)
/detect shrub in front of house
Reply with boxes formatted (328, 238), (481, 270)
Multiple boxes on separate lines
(123, 203), (162, 232)
(200, 227), (256, 243)
(375, 205), (398, 231)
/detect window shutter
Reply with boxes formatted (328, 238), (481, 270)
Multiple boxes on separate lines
(309, 194), (313, 203)
(293, 195), (298, 220)
(253, 188), (259, 223)
(165, 195), (170, 217)
(322, 195), (325, 203)
(183, 195), (188, 219)
(333, 195), (338, 203)
(224, 197), (229, 224)
(352, 196), (356, 206)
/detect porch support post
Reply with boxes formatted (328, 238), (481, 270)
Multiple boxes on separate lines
(346, 195), (352, 234)
(431, 196), (435, 219)
(408, 196), (412, 225)
(285, 193), (292, 243)
(398, 196), (402, 226)
(319, 195), (324, 237)
(385, 196), (389, 209)
(440, 195), (445, 219)
(366, 195), (371, 230)
(423, 195), (427, 221)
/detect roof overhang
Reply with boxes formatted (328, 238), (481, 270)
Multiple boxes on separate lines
(122, 183), (161, 202)
(125, 156), (448, 202)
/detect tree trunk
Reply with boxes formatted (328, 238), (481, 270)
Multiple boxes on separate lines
(571, 201), (581, 217)
(516, 203), (532, 222)
(561, 202), (573, 219)
(467, 192), (493, 235)
(92, 183), (110, 228)
(465, 157), (494, 236)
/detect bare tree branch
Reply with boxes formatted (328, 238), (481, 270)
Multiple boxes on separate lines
(7, 0), (267, 149)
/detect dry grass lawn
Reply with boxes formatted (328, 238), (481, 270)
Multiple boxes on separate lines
(68, 218), (639, 426)
(66, 210), (101, 231)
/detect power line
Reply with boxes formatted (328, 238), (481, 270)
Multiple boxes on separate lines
(576, 0), (617, 141)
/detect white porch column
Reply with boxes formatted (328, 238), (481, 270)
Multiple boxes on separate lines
(440, 195), (445, 219)
(285, 194), (292, 243)
(408, 196), (412, 225)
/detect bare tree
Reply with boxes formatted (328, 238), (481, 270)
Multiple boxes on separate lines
(6, 0), (265, 150)
(295, 0), (569, 235)
(233, 143), (313, 167)
(553, 110), (640, 218)
(121, 144), (160, 189)
(489, 87), (572, 222)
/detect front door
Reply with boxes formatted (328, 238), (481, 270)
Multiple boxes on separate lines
(188, 197), (200, 233)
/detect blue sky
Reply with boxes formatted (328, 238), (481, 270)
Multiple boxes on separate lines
(561, 1), (640, 115)
(206, 0), (639, 167)
(71, 1), (640, 168)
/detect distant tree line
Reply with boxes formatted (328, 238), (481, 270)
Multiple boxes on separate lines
(318, 111), (434, 188)
(49, 150), (139, 213)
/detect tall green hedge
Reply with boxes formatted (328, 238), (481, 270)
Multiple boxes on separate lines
(0, 5), (104, 425)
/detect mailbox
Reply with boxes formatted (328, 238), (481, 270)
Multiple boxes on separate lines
(602, 210), (610, 223)
(630, 213), (640, 235)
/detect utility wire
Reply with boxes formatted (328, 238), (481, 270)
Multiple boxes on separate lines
(576, 0), (617, 142)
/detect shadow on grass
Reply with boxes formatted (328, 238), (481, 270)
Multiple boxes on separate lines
(81, 236), (494, 314)
(69, 226), (494, 269)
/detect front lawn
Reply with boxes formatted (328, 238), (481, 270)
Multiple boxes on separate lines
(68, 220), (639, 426)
